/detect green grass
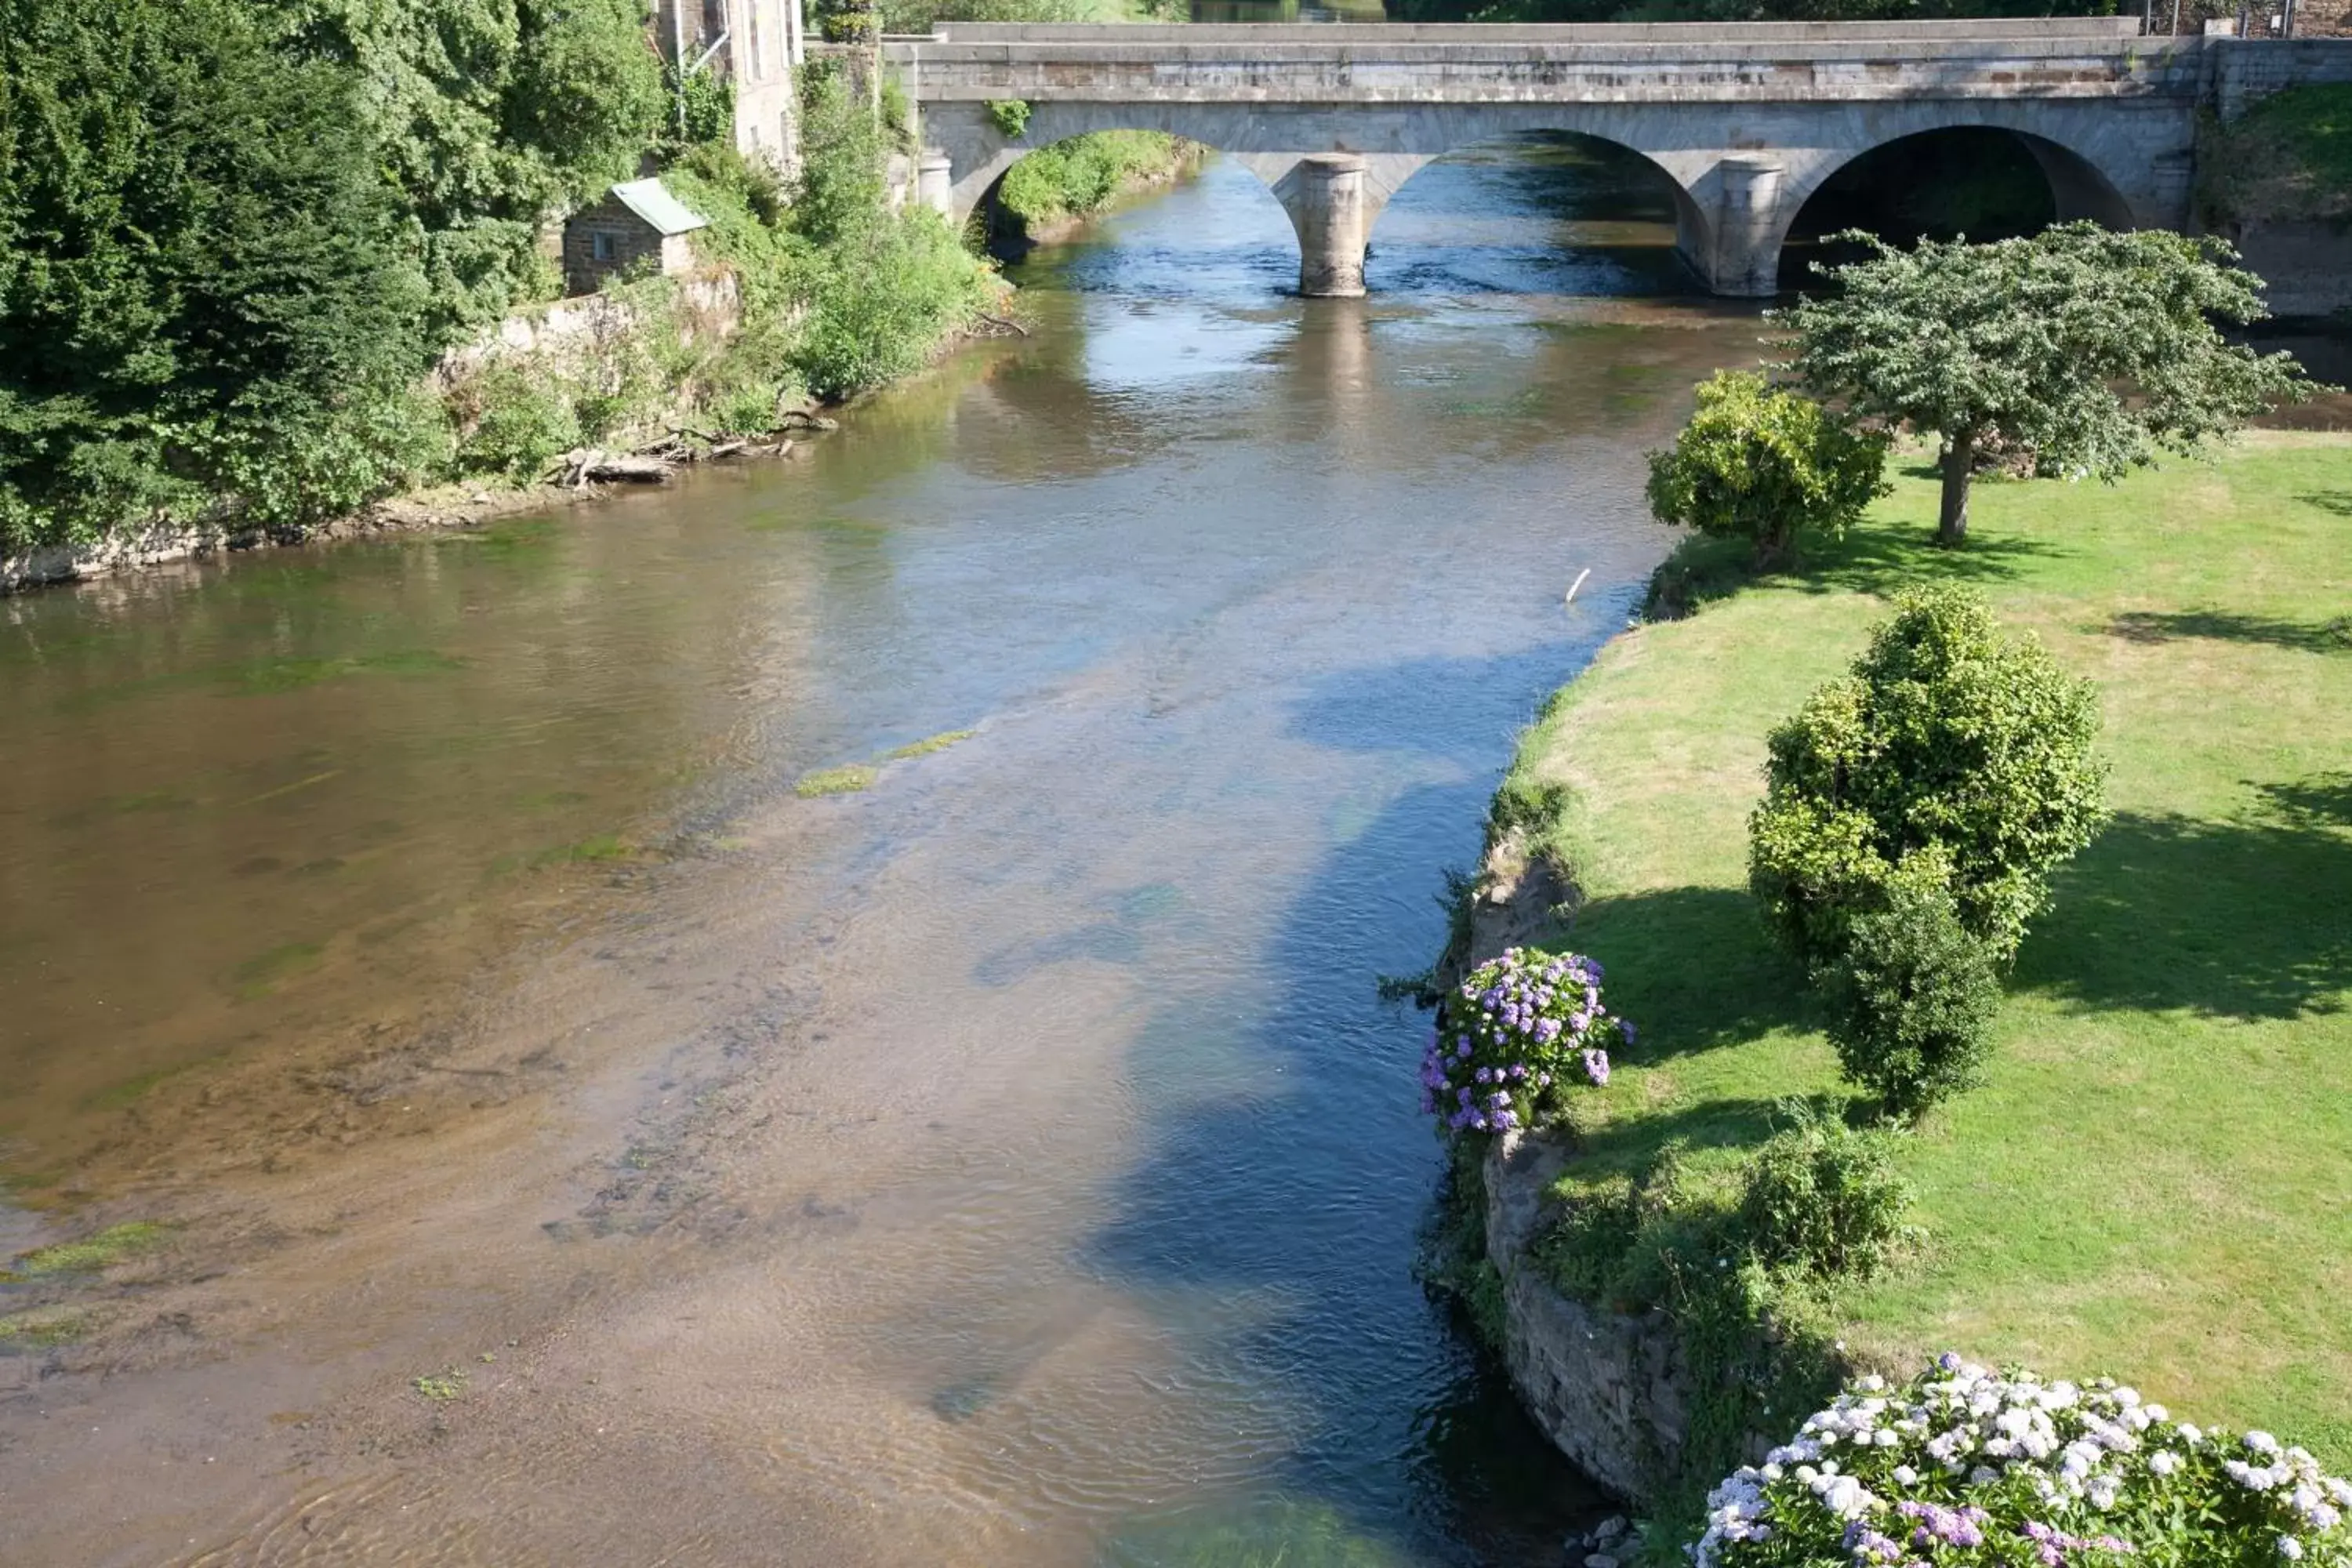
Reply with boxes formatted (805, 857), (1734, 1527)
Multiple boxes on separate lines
(996, 132), (1201, 231)
(793, 764), (878, 797)
(10, 1221), (173, 1278)
(885, 728), (977, 760)
(1505, 435), (2352, 1460)
(2199, 84), (2352, 226)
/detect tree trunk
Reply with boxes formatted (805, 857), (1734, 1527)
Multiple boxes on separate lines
(1938, 430), (1976, 546)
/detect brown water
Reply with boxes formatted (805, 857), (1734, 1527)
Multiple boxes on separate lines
(0, 143), (1760, 1566)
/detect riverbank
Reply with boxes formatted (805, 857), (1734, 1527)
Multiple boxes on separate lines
(1454, 432), (2352, 1543)
(992, 132), (1209, 249)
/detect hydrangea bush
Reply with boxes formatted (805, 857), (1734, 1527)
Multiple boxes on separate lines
(1696, 1355), (2352, 1568)
(1418, 946), (1631, 1137)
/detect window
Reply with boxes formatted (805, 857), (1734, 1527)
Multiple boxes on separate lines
(593, 230), (616, 262)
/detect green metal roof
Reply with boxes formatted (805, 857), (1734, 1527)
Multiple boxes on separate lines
(609, 177), (710, 237)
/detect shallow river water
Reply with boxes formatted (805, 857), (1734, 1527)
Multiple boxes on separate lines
(0, 144), (1759, 1565)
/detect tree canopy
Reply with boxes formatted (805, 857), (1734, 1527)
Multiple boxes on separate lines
(1784, 223), (2314, 546)
(1748, 586), (2109, 969)
(1646, 369), (1889, 568)
(0, 0), (430, 545)
(275, 0), (666, 339)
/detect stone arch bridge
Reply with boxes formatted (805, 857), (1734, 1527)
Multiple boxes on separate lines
(878, 20), (2344, 296)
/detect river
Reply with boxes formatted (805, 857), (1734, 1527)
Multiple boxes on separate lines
(0, 142), (1759, 1565)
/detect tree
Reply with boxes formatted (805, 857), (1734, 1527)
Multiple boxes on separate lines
(1748, 586), (2107, 968)
(276, 0), (666, 339)
(1645, 370), (1889, 568)
(1813, 855), (2005, 1118)
(1784, 223), (2315, 546)
(0, 0), (430, 546)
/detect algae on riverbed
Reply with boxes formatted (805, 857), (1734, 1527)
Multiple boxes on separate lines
(10, 1221), (173, 1278)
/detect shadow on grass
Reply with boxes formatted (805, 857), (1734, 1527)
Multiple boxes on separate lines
(2103, 608), (2352, 654)
(1643, 516), (2069, 620)
(1570, 884), (1814, 1060)
(1570, 1094), (1799, 1179)
(2020, 794), (2352, 1021)
(2296, 489), (2352, 517)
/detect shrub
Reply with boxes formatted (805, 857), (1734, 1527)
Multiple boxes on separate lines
(1814, 858), (2003, 1118)
(996, 132), (1194, 231)
(1694, 1356), (2352, 1568)
(1644, 371), (1889, 569)
(1749, 586), (2107, 969)
(457, 368), (579, 482)
(1736, 1102), (1910, 1277)
(986, 98), (1033, 140)
(2, 0), (430, 550)
(1420, 946), (1632, 1138)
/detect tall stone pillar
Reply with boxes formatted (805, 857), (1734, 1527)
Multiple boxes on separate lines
(918, 151), (954, 217)
(1290, 153), (1371, 299)
(1711, 153), (1787, 299)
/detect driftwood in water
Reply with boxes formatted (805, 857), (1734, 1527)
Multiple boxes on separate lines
(555, 448), (674, 487)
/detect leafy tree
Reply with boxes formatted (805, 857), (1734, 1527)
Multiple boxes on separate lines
(0, 0), (430, 546)
(1785, 222), (2314, 546)
(1644, 370), (1889, 568)
(1813, 853), (2005, 1118)
(1748, 586), (2107, 968)
(276, 0), (666, 339)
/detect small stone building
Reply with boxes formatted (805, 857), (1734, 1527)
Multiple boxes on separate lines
(562, 179), (710, 296)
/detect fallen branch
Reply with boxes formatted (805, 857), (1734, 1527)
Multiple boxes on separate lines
(976, 312), (1032, 338)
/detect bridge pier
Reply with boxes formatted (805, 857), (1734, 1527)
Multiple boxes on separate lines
(1693, 153), (1788, 299)
(1283, 154), (1373, 298)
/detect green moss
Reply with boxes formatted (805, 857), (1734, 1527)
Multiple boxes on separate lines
(13, 1221), (173, 1277)
(223, 650), (466, 695)
(793, 764), (877, 797)
(79, 1058), (209, 1112)
(884, 728), (976, 760)
(411, 1368), (469, 1401)
(0, 1312), (92, 1348)
(230, 941), (325, 999)
(493, 833), (637, 873)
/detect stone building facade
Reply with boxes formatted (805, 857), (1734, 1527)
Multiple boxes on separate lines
(656, 0), (804, 167)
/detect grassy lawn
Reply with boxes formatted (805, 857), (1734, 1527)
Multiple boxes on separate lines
(1504, 434), (2352, 1460)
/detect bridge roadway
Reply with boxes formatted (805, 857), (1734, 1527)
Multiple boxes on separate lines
(874, 20), (2352, 296)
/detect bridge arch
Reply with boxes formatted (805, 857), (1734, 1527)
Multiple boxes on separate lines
(1764, 120), (2143, 289)
(1365, 129), (1711, 295)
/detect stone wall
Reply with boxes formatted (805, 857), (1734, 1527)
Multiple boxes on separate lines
(2225, 220), (2352, 314)
(1434, 828), (1698, 1506)
(1482, 1126), (1693, 1503)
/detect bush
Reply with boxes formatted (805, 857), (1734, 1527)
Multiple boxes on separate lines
(1, 0), (430, 549)
(1694, 1356), (2352, 1568)
(1736, 1102), (1910, 1277)
(987, 98), (1033, 140)
(1749, 586), (2108, 969)
(1814, 858), (2003, 1118)
(456, 368), (579, 481)
(1645, 371), (1889, 569)
(996, 132), (1195, 231)
(1421, 946), (1632, 1138)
